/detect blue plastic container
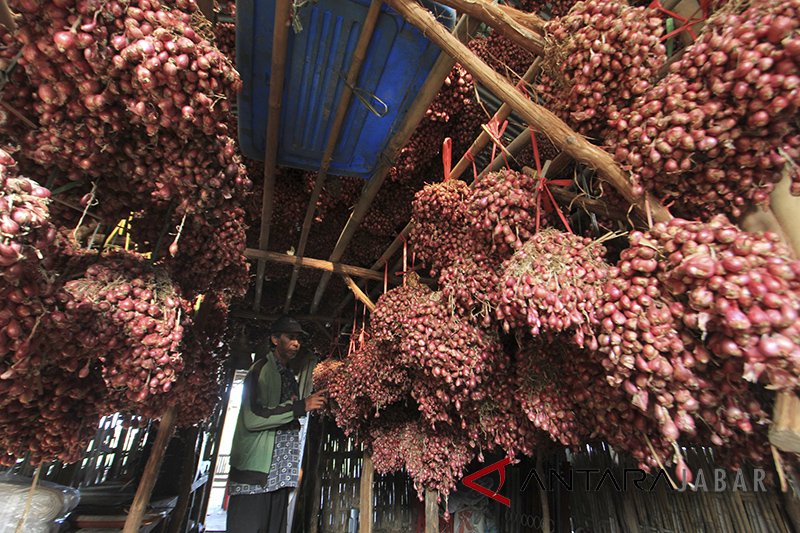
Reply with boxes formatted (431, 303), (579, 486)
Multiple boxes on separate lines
(236, 0), (456, 179)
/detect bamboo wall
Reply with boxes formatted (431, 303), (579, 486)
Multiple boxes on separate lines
(311, 427), (800, 533)
(316, 427), (415, 533)
(568, 445), (798, 533)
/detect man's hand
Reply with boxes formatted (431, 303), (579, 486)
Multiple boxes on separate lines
(304, 391), (327, 412)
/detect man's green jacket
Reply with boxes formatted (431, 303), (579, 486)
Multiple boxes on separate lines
(229, 351), (306, 479)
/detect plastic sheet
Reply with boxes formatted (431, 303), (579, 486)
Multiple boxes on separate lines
(0, 474), (80, 533)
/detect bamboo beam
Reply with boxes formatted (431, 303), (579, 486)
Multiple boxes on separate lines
(122, 406), (178, 533)
(383, 0), (672, 224)
(343, 275), (376, 311)
(284, 0), (384, 312)
(358, 453), (375, 533)
(253, 0), (292, 312)
(432, 0), (546, 55)
(450, 59), (541, 182)
(245, 248), (425, 284)
(307, 15), (481, 314)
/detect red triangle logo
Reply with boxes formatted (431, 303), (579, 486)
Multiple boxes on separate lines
(462, 456), (512, 507)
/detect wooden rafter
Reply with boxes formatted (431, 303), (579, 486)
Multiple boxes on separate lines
(253, 0), (292, 312)
(245, 248), (422, 284)
(432, 0), (546, 55)
(332, 57), (542, 314)
(384, 0), (672, 223)
(330, 116), (534, 318)
(307, 15), (481, 314)
(342, 275), (376, 311)
(283, 0), (384, 313)
(450, 59), (541, 182)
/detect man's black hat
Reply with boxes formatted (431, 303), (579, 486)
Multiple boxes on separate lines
(271, 315), (309, 336)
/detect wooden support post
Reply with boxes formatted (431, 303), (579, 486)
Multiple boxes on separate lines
(431, 0), (545, 55)
(536, 454), (552, 533)
(123, 406), (178, 533)
(425, 489), (439, 533)
(359, 453), (375, 533)
(253, 0), (292, 312)
(383, 0), (671, 224)
(308, 15), (481, 314)
(284, 0), (384, 312)
(343, 275), (376, 312)
(167, 426), (201, 533)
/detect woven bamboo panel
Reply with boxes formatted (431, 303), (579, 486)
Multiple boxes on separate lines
(568, 444), (794, 533)
(317, 427), (414, 533)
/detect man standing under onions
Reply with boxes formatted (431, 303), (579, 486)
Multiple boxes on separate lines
(227, 316), (327, 532)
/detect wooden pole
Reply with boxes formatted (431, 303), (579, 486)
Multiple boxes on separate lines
(358, 453), (375, 533)
(284, 0), (384, 312)
(307, 15), (481, 314)
(450, 59), (541, 182)
(253, 0), (292, 312)
(476, 126), (531, 180)
(123, 405), (178, 533)
(424, 489), (439, 533)
(166, 426), (201, 533)
(536, 454), (552, 533)
(431, 0), (546, 55)
(383, 0), (672, 224)
(343, 275), (376, 312)
(333, 78), (540, 317)
(244, 248), (431, 285)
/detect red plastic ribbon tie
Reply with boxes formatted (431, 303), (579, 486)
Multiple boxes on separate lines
(486, 117), (509, 168)
(384, 261), (388, 294)
(394, 235), (410, 278)
(529, 127), (573, 234)
(650, 0), (706, 42)
(464, 150), (479, 181)
(442, 137), (452, 181)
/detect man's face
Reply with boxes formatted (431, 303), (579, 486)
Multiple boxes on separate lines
(272, 332), (302, 361)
